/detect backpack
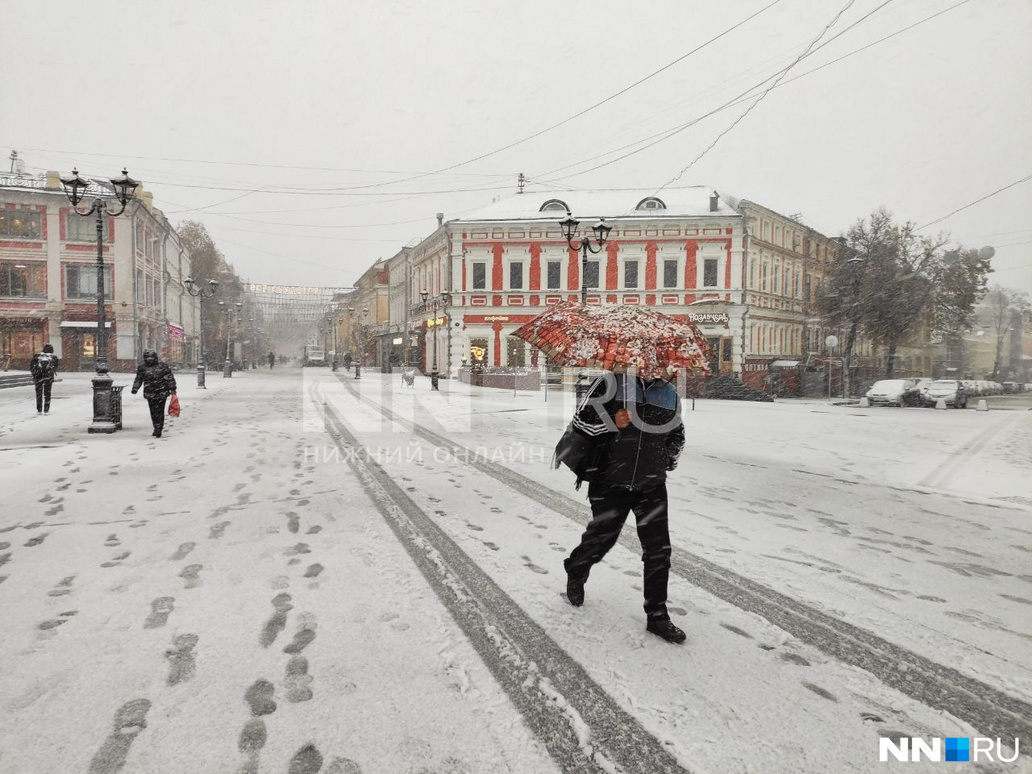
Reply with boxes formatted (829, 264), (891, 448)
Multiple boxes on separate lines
(34, 353), (56, 380)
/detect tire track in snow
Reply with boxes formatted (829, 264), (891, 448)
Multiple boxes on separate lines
(332, 373), (1032, 750)
(314, 386), (687, 774)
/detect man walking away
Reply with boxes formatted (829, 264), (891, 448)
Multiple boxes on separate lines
(131, 350), (177, 438)
(563, 371), (687, 644)
(30, 344), (59, 415)
(268, 351), (275, 369)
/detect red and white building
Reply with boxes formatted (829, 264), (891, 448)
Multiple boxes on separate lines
(390, 187), (862, 394)
(0, 169), (197, 371)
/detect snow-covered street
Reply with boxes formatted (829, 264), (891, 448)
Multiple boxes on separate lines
(1, 370), (1029, 774)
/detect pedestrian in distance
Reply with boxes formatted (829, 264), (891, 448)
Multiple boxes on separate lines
(561, 370), (688, 644)
(29, 343), (59, 415)
(131, 349), (177, 438)
(268, 351), (275, 369)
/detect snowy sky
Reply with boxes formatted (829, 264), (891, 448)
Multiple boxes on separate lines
(2, 0), (1030, 294)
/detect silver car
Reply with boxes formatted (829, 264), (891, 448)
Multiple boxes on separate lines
(921, 379), (968, 408)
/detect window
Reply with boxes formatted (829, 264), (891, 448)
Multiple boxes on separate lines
(0, 262), (45, 297)
(66, 265), (113, 299)
(65, 212), (109, 242)
(623, 260), (638, 289)
(472, 262), (486, 290)
(663, 259), (678, 289)
(722, 338), (732, 362)
(507, 339), (526, 367)
(546, 260), (561, 290)
(761, 262), (769, 292)
(539, 199), (569, 213)
(584, 260), (600, 289)
(509, 262), (524, 290)
(703, 258), (718, 287)
(0, 208), (42, 239)
(634, 197), (667, 211)
(469, 337), (488, 366)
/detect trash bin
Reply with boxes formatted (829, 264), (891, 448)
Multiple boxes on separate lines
(111, 386), (124, 430)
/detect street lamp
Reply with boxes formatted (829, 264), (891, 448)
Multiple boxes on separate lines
(60, 168), (138, 433)
(220, 301), (242, 377)
(421, 290), (451, 391)
(183, 277), (219, 388)
(348, 306), (369, 379)
(558, 211), (612, 304)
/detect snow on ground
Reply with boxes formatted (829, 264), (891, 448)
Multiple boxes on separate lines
(338, 372), (1032, 707)
(0, 369), (1028, 774)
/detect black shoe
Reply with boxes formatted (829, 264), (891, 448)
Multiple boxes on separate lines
(646, 616), (686, 644)
(566, 574), (586, 607)
(152, 430), (162, 438)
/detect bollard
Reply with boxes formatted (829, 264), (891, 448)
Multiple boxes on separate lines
(935, 398), (947, 410)
(858, 397), (869, 407)
(976, 399), (988, 412)
(197, 364), (206, 389)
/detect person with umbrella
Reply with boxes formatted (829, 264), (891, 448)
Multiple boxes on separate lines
(511, 302), (710, 644)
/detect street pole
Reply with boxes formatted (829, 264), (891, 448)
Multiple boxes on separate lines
(559, 211), (611, 400)
(60, 168), (138, 434)
(184, 277), (218, 388)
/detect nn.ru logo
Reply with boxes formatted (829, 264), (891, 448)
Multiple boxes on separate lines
(879, 736), (1021, 763)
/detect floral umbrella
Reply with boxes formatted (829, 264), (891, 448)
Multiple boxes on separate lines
(510, 301), (713, 380)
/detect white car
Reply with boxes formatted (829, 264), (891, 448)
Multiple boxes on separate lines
(865, 379), (917, 407)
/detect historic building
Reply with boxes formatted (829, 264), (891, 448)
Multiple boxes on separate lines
(0, 168), (196, 371)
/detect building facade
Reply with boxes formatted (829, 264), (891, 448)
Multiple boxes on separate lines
(0, 170), (197, 372)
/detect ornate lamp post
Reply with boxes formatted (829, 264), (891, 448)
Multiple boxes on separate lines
(183, 277), (219, 388)
(60, 168), (138, 434)
(558, 211), (610, 398)
(220, 301), (242, 377)
(420, 290), (451, 391)
(348, 306), (369, 378)
(558, 211), (611, 304)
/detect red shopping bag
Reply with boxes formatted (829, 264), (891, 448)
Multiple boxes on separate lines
(168, 394), (181, 417)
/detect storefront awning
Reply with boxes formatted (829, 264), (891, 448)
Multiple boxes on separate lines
(770, 359), (800, 367)
(60, 321), (112, 328)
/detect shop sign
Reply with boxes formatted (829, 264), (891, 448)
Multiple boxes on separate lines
(688, 312), (730, 324)
(0, 175), (48, 189)
(392, 337), (403, 345)
(743, 359), (769, 372)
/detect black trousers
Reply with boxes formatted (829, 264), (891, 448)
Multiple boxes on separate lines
(34, 379), (53, 413)
(565, 481), (672, 618)
(147, 396), (167, 434)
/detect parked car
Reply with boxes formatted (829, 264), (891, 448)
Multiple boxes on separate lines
(865, 378), (918, 407)
(921, 379), (968, 408)
(904, 378), (934, 406)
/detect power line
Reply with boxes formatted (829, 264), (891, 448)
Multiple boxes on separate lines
(532, 0), (968, 186)
(657, 0), (862, 191)
(916, 173), (1032, 230)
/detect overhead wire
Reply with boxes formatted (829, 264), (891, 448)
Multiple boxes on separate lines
(915, 173), (1032, 230)
(656, 0), (861, 192)
(530, 0), (970, 185)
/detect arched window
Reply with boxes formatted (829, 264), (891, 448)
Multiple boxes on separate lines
(539, 199), (569, 213)
(634, 197), (667, 211)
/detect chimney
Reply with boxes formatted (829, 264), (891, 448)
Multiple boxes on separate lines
(709, 191), (719, 212)
(436, 212), (444, 227)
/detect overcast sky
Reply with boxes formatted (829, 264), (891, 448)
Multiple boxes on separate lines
(3, 0), (1030, 294)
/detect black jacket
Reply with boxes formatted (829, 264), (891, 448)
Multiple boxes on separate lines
(572, 373), (684, 490)
(29, 352), (59, 383)
(132, 361), (177, 400)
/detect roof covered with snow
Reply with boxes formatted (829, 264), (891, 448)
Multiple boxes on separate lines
(453, 186), (740, 223)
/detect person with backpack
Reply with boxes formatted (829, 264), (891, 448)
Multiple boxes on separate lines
(560, 371), (687, 644)
(131, 350), (177, 438)
(29, 343), (59, 415)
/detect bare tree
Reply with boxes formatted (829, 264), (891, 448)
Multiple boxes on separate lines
(981, 286), (1030, 381)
